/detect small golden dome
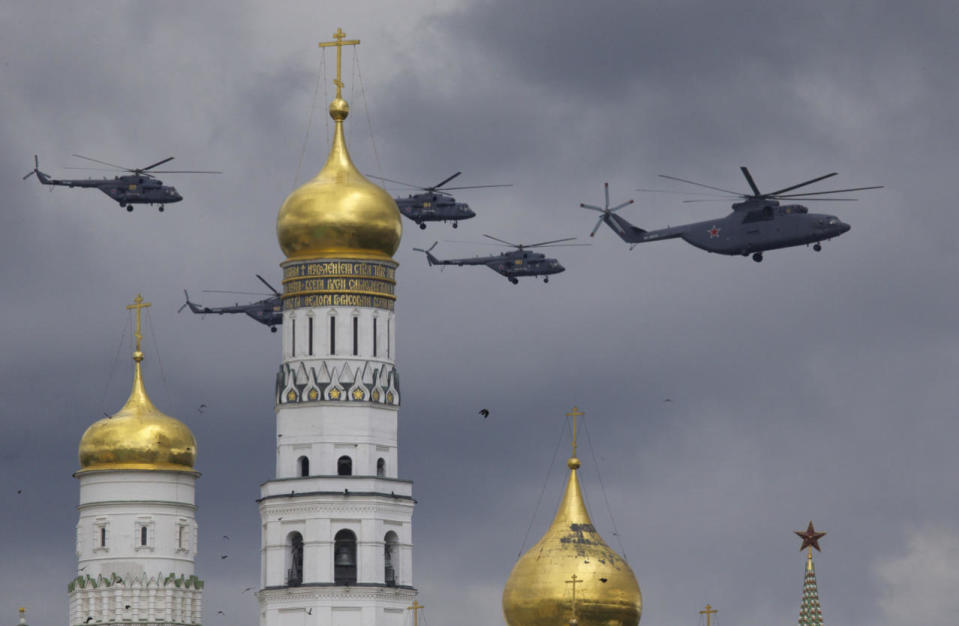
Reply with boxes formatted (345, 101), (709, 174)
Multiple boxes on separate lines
(78, 358), (196, 473)
(503, 456), (642, 626)
(277, 94), (402, 260)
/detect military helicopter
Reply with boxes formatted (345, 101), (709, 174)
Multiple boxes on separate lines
(582, 169), (881, 262)
(179, 275), (282, 332)
(367, 172), (511, 229)
(23, 154), (220, 212)
(413, 235), (583, 284)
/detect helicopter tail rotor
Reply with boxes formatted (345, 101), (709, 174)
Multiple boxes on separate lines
(412, 242), (439, 265)
(580, 182), (634, 237)
(22, 155), (39, 180)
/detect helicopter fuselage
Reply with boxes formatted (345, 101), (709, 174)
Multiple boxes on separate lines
(605, 202), (850, 256)
(395, 192), (476, 228)
(35, 171), (182, 206)
(422, 248), (565, 282)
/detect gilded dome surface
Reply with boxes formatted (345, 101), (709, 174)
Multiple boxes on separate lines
(78, 360), (196, 473)
(503, 457), (642, 626)
(277, 97), (402, 260)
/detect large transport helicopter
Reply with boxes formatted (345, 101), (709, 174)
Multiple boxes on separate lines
(582, 169), (881, 262)
(179, 275), (282, 332)
(413, 235), (583, 284)
(23, 154), (220, 212)
(368, 171), (511, 229)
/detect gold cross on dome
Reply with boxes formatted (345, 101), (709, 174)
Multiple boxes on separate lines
(126, 294), (152, 355)
(318, 27), (360, 99)
(566, 406), (584, 457)
(407, 601), (424, 626)
(699, 603), (718, 626)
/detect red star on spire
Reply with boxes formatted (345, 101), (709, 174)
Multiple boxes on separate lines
(795, 521), (826, 552)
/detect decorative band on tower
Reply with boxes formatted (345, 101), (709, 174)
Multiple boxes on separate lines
(281, 258), (397, 311)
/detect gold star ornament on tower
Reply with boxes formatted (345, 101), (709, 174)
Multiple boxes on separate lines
(277, 28), (402, 261)
(795, 521), (826, 552)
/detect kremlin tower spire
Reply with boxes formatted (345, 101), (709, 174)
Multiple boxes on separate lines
(258, 29), (414, 626)
(794, 521), (827, 626)
(503, 408), (642, 626)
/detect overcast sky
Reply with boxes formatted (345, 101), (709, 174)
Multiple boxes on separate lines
(2, 1), (959, 625)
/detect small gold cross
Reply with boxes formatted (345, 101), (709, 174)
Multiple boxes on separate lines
(566, 406), (584, 457)
(700, 603), (718, 626)
(126, 294), (152, 356)
(318, 27), (360, 99)
(407, 600), (424, 626)
(566, 574), (583, 624)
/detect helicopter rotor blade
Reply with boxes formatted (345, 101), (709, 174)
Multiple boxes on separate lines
(22, 171), (35, 180)
(636, 188), (733, 197)
(580, 203), (604, 212)
(482, 234), (518, 247)
(590, 216), (605, 237)
(202, 290), (272, 296)
(439, 183), (513, 191)
(365, 174), (427, 190)
(256, 274), (281, 296)
(149, 169), (222, 175)
(525, 237), (578, 248)
(766, 172), (837, 196)
(72, 154), (129, 170)
(740, 167), (762, 196)
(610, 199), (635, 212)
(139, 157), (175, 172)
(431, 171), (462, 190)
(658, 174), (743, 196)
(774, 185), (884, 198)
(412, 241), (439, 253)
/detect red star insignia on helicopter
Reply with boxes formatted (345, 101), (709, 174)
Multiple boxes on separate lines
(708, 225), (721, 238)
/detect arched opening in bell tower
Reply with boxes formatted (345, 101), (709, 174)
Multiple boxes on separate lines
(298, 456), (310, 477)
(376, 457), (385, 477)
(384, 531), (398, 586)
(334, 529), (357, 584)
(337, 455), (352, 476)
(286, 531), (303, 586)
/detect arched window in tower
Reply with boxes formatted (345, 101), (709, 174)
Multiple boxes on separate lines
(353, 315), (359, 355)
(337, 455), (352, 476)
(308, 316), (314, 356)
(334, 529), (357, 585)
(100, 526), (106, 548)
(298, 456), (310, 477)
(384, 531), (399, 586)
(376, 457), (385, 477)
(140, 526), (148, 546)
(373, 317), (378, 357)
(291, 315), (296, 356)
(329, 315), (336, 355)
(287, 532), (303, 586)
(387, 318), (391, 358)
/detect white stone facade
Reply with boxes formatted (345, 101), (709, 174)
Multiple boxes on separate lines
(258, 300), (416, 626)
(70, 470), (202, 626)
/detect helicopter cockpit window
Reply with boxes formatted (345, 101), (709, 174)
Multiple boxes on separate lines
(742, 209), (774, 223)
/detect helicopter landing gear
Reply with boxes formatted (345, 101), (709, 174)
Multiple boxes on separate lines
(813, 242), (822, 252)
(270, 326), (277, 333)
(752, 252), (763, 263)
(126, 205), (134, 212)
(452, 222), (458, 229)
(158, 205), (164, 213)
(509, 277), (519, 285)
(418, 222), (426, 230)
(543, 276), (549, 283)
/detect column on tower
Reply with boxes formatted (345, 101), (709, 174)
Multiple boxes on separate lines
(257, 28), (415, 626)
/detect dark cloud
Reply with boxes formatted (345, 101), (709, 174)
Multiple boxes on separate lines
(3, 2), (959, 626)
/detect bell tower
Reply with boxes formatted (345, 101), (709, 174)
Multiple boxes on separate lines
(258, 29), (415, 626)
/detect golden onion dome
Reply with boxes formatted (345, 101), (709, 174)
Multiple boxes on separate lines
(503, 455), (642, 626)
(78, 354), (196, 473)
(277, 95), (402, 260)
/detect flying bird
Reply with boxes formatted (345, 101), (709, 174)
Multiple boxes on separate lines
(220, 554), (228, 559)
(479, 408), (489, 418)
(242, 587), (253, 594)
(198, 404), (207, 413)
(16, 489), (21, 494)
(217, 610), (225, 616)
(222, 535), (230, 540)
